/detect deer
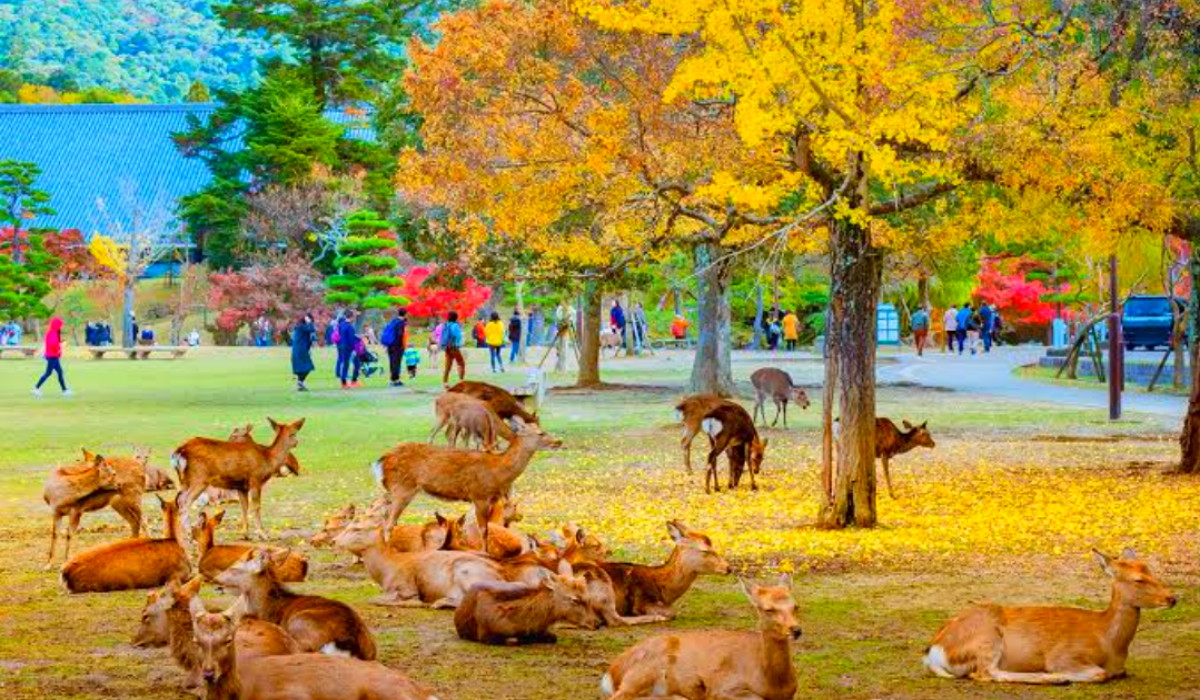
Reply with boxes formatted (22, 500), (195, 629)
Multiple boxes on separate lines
(701, 403), (768, 493)
(214, 548), (376, 660)
(132, 575), (209, 693)
(332, 519), (506, 608)
(193, 510), (308, 582)
(144, 465), (175, 491)
(675, 394), (740, 472)
(750, 367), (811, 428)
(60, 495), (191, 593)
(447, 380), (539, 426)
(309, 503), (358, 548)
(600, 521), (731, 620)
(453, 561), (601, 644)
(372, 422), (561, 532)
(190, 595), (440, 700)
(552, 531), (667, 628)
(179, 424), (299, 511)
(924, 548), (1177, 684)
(173, 417), (305, 539)
(44, 449), (152, 563)
(447, 499), (527, 558)
(875, 417), (935, 499)
(601, 576), (801, 700)
(430, 392), (516, 451)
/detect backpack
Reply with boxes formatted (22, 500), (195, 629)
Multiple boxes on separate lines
(381, 319), (399, 346)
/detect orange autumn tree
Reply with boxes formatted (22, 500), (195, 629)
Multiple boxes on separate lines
(398, 0), (798, 392)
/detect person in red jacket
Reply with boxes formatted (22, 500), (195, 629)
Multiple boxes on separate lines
(33, 317), (71, 396)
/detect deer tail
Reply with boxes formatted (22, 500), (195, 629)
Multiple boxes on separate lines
(170, 450), (186, 482)
(370, 459), (384, 489)
(701, 418), (723, 437)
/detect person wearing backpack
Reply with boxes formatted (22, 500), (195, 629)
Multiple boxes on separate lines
(382, 307), (408, 387)
(441, 311), (466, 386)
(507, 310), (523, 364)
(485, 311), (506, 372)
(335, 310), (360, 388)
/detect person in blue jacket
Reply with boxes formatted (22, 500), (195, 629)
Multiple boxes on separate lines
(955, 303), (973, 356)
(978, 301), (995, 353)
(336, 310), (360, 388)
(440, 311), (466, 387)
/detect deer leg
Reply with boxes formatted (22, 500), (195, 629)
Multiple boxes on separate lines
(47, 512), (62, 563)
(881, 456), (897, 499)
(384, 487), (418, 531)
(175, 484), (204, 532)
(782, 400), (788, 428)
(429, 414), (449, 443)
(236, 490), (251, 539)
(112, 497), (142, 538)
(680, 426), (696, 472)
(65, 509), (84, 561)
(473, 499), (494, 532)
(250, 485), (266, 539)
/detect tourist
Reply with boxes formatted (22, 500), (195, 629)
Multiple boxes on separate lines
(631, 302), (648, 354)
(187, 329), (201, 346)
(671, 314), (690, 341)
(610, 299), (627, 345)
(472, 316), (487, 348)
(957, 302), (975, 356)
(527, 304), (544, 347)
(782, 309), (800, 351)
(508, 310), (523, 364)
(911, 306), (930, 356)
(441, 311), (466, 386)
(485, 311), (506, 372)
(943, 303), (959, 353)
(979, 301), (995, 353)
(403, 345), (421, 380)
(291, 314), (316, 392)
(382, 308), (408, 387)
(32, 317), (70, 397)
(992, 311), (1003, 347)
(336, 310), (359, 388)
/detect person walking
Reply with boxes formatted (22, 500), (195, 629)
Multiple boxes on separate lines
(978, 301), (995, 353)
(32, 317), (70, 397)
(911, 307), (930, 356)
(631, 302), (648, 354)
(956, 302), (974, 356)
(782, 309), (800, 351)
(507, 310), (523, 364)
(441, 311), (466, 386)
(335, 310), (360, 388)
(943, 304), (959, 353)
(610, 299), (627, 345)
(382, 308), (408, 387)
(472, 317), (487, 348)
(485, 311), (506, 372)
(290, 314), (316, 391)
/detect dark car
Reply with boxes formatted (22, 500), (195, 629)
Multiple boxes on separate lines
(1122, 295), (1184, 351)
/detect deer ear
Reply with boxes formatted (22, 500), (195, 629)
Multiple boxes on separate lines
(760, 438), (769, 449)
(1092, 549), (1115, 577)
(1120, 547), (1137, 560)
(575, 528), (587, 545)
(267, 417), (281, 431)
(224, 596), (247, 626)
(181, 575), (204, 598)
(738, 577), (758, 605)
(197, 511), (208, 528)
(82, 448), (97, 462)
(189, 595), (207, 621)
(156, 494), (167, 508)
(291, 418), (306, 431)
(213, 509), (225, 526)
(902, 420), (913, 430)
(920, 421), (928, 429)
(435, 512), (448, 526)
(667, 521), (685, 542)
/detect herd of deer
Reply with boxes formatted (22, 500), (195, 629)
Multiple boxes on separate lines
(37, 374), (1178, 698)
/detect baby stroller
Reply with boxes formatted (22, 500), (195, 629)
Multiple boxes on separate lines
(354, 341), (384, 379)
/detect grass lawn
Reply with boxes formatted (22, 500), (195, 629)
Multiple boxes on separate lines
(0, 347), (1197, 699)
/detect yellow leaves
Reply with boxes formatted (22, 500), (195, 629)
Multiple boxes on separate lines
(88, 234), (127, 278)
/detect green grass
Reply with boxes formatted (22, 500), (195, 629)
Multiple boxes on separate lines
(0, 348), (1196, 699)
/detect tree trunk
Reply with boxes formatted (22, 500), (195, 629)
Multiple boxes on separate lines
(1178, 247), (1200, 473)
(752, 283), (765, 349)
(515, 279), (528, 363)
(689, 242), (734, 396)
(672, 288), (682, 316)
(576, 280), (602, 387)
(818, 203), (883, 529)
(917, 272), (930, 311)
(122, 281), (136, 348)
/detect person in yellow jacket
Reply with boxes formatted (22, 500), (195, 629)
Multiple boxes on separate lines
(485, 311), (506, 372)
(782, 310), (800, 351)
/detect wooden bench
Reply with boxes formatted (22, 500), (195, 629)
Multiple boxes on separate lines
(87, 346), (189, 360)
(0, 345), (38, 358)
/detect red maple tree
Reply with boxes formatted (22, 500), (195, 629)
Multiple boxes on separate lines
(394, 265), (492, 322)
(975, 257), (1066, 325)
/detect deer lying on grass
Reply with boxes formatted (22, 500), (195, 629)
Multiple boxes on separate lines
(601, 576), (801, 700)
(924, 548), (1177, 684)
(600, 521), (731, 620)
(309, 503), (358, 548)
(875, 418), (935, 499)
(447, 499), (526, 558)
(702, 403), (768, 493)
(61, 495), (191, 593)
(430, 392), (515, 451)
(447, 380), (539, 426)
(191, 596), (439, 700)
(193, 510), (308, 582)
(174, 417), (305, 539)
(332, 520), (506, 608)
(750, 367), (811, 428)
(215, 548), (376, 660)
(551, 530), (667, 628)
(675, 394), (739, 472)
(44, 449), (154, 563)
(373, 423), (561, 531)
(132, 576), (209, 693)
(454, 562), (600, 644)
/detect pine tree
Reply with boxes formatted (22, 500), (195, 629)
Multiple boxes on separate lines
(185, 80), (211, 103)
(325, 209), (406, 310)
(0, 232), (56, 319)
(0, 160), (54, 266)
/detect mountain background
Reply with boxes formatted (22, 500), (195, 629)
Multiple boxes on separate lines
(0, 0), (281, 101)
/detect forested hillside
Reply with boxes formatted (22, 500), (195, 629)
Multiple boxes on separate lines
(0, 0), (279, 101)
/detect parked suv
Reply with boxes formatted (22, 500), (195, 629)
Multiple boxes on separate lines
(1122, 295), (1183, 351)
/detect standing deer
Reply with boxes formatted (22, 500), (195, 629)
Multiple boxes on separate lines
(453, 563), (601, 645)
(373, 423), (561, 531)
(44, 449), (150, 563)
(429, 392), (515, 451)
(875, 417), (935, 499)
(600, 521), (731, 619)
(675, 394), (739, 472)
(925, 549), (1176, 684)
(750, 367), (811, 428)
(193, 510), (308, 582)
(447, 380), (539, 425)
(61, 495), (191, 593)
(173, 417), (305, 539)
(601, 576), (801, 700)
(701, 403), (768, 493)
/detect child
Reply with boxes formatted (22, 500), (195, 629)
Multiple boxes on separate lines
(403, 345), (421, 379)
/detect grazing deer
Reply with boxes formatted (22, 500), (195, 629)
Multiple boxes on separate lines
(373, 423), (561, 531)
(193, 510), (308, 582)
(675, 394), (739, 472)
(601, 576), (801, 700)
(454, 562), (601, 644)
(214, 549), (376, 660)
(875, 417), (935, 499)
(600, 521), (731, 619)
(332, 520), (505, 608)
(701, 403), (768, 493)
(750, 367), (810, 428)
(924, 549), (1177, 684)
(190, 596), (439, 700)
(61, 495), (191, 593)
(447, 380), (539, 426)
(430, 392), (515, 451)
(44, 449), (151, 563)
(174, 417), (305, 539)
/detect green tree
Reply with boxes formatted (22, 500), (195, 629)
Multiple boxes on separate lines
(0, 233), (56, 319)
(0, 160), (54, 265)
(324, 209), (406, 310)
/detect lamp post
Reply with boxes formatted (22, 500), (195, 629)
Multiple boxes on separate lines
(1108, 254), (1122, 420)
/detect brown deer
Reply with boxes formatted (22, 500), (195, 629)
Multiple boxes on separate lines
(44, 449), (151, 563)
(214, 548), (376, 660)
(601, 576), (801, 700)
(430, 392), (515, 451)
(750, 367), (811, 428)
(924, 548), (1177, 684)
(448, 499), (527, 558)
(702, 403), (768, 493)
(61, 495), (191, 593)
(144, 465), (175, 491)
(131, 575), (209, 693)
(332, 520), (505, 608)
(190, 596), (439, 700)
(193, 510), (308, 582)
(453, 562), (601, 644)
(373, 423), (561, 531)
(174, 417), (305, 539)
(447, 380), (539, 425)
(875, 417), (935, 499)
(600, 521), (731, 619)
(675, 394), (739, 472)
(309, 503), (358, 548)
(553, 536), (669, 628)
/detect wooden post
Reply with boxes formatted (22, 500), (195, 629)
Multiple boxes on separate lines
(1109, 254), (1122, 420)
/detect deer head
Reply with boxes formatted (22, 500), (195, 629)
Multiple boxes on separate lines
(190, 595), (243, 687)
(228, 424), (254, 441)
(900, 420), (935, 449)
(667, 521), (731, 575)
(791, 388), (811, 410)
(547, 561), (601, 630)
(132, 576), (203, 647)
(332, 520), (387, 555)
(748, 437), (769, 476)
(561, 524), (609, 562)
(741, 575), (802, 640)
(266, 417), (305, 452)
(1094, 548), (1177, 610)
